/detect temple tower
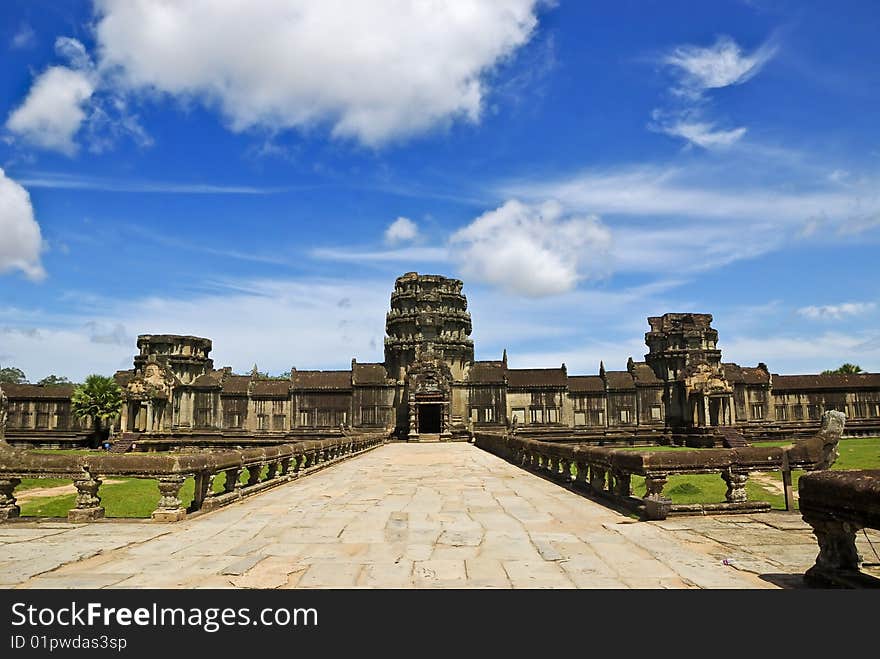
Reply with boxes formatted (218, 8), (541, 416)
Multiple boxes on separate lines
(384, 273), (474, 440)
(645, 313), (733, 428)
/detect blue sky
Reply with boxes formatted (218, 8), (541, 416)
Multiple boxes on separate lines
(0, 0), (878, 381)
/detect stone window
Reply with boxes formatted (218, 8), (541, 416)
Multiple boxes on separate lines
(650, 405), (662, 421)
(852, 402), (867, 419)
(751, 403), (764, 419)
(35, 402), (50, 429)
(546, 407), (558, 423)
(54, 402), (70, 430)
(484, 407), (494, 422)
(775, 405), (787, 421)
(792, 405), (804, 421)
(619, 408), (632, 424)
(512, 408), (525, 425)
(257, 414), (269, 430)
(300, 410), (313, 427)
(273, 414), (286, 430)
(530, 408), (544, 424)
(590, 409), (605, 426)
(470, 408), (479, 423)
(808, 404), (821, 420)
(574, 411), (586, 426)
(223, 397), (247, 429)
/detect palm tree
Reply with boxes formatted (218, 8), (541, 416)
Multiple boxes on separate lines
(71, 375), (123, 445)
(822, 363), (863, 375)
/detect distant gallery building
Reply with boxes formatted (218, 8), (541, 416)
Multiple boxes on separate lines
(3, 272), (880, 447)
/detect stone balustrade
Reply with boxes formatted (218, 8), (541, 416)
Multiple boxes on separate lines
(0, 433), (385, 523)
(474, 411), (845, 520)
(799, 469), (880, 588)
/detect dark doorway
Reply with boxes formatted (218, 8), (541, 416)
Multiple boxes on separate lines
(709, 398), (721, 426)
(418, 404), (442, 433)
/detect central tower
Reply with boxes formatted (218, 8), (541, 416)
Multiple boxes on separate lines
(384, 272), (474, 439)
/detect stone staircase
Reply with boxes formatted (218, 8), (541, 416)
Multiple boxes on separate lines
(109, 433), (139, 454)
(718, 427), (751, 448)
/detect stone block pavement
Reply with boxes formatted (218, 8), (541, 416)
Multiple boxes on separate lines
(1, 443), (878, 589)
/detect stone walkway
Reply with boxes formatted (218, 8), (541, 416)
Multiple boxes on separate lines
(1, 443), (876, 589)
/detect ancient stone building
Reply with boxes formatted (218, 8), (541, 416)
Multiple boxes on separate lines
(4, 272), (880, 446)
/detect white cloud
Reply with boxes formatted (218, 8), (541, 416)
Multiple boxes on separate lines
(0, 168), (45, 281)
(92, 0), (545, 147)
(664, 35), (776, 93)
(652, 35), (775, 149)
(311, 246), (449, 263)
(651, 117), (747, 148)
(11, 23), (36, 50)
(384, 217), (419, 245)
(449, 199), (611, 297)
(797, 302), (876, 320)
(6, 65), (95, 155)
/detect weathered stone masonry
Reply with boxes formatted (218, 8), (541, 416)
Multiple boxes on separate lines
(5, 272), (880, 446)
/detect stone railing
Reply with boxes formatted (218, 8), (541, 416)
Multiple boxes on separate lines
(799, 469), (880, 588)
(474, 411), (845, 520)
(0, 433), (385, 523)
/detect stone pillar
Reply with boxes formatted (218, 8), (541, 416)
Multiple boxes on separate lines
(590, 466), (607, 492)
(247, 464), (263, 487)
(644, 473), (668, 500)
(803, 513), (862, 585)
(559, 458), (571, 484)
(440, 402), (452, 440)
(408, 400), (418, 441)
(612, 470), (632, 497)
(643, 472), (671, 520)
(574, 462), (589, 487)
(722, 468), (749, 503)
(69, 473), (104, 522)
(152, 475), (187, 522)
(222, 467), (241, 494)
(0, 478), (21, 521)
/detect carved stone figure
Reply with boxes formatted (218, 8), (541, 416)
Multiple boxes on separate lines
(816, 409), (846, 470)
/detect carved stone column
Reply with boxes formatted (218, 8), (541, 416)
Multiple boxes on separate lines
(802, 513), (862, 585)
(612, 470), (632, 497)
(247, 464), (263, 487)
(574, 462), (589, 487)
(222, 467), (241, 494)
(408, 398), (418, 440)
(590, 466), (607, 492)
(558, 458), (572, 483)
(68, 473), (104, 522)
(0, 478), (21, 521)
(722, 468), (749, 503)
(152, 475), (187, 522)
(643, 472), (671, 520)
(548, 455), (560, 478)
(266, 461), (278, 480)
(644, 473), (668, 500)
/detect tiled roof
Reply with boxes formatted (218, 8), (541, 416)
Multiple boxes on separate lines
(567, 375), (604, 393)
(772, 372), (880, 391)
(469, 361), (505, 384)
(353, 363), (389, 385)
(114, 370), (135, 387)
(221, 375), (252, 395)
(292, 370), (352, 390)
(605, 371), (635, 390)
(251, 380), (291, 397)
(630, 362), (661, 385)
(505, 368), (567, 388)
(1, 383), (75, 399)
(192, 370), (226, 387)
(723, 363), (770, 385)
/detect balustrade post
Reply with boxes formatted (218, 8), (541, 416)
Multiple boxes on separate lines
(247, 464), (263, 487)
(190, 471), (211, 511)
(558, 458), (572, 483)
(69, 471), (104, 522)
(590, 466), (607, 492)
(0, 478), (21, 521)
(204, 472), (219, 499)
(574, 462), (589, 487)
(152, 475), (187, 522)
(266, 461), (278, 480)
(722, 468), (749, 503)
(643, 472), (671, 521)
(802, 513), (862, 585)
(279, 457), (291, 477)
(612, 470), (631, 497)
(548, 455), (559, 478)
(223, 467), (241, 494)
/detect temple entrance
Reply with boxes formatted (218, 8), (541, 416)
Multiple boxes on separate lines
(417, 404), (442, 434)
(709, 398), (721, 426)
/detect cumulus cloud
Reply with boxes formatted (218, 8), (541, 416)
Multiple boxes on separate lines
(6, 65), (95, 155)
(384, 217), (419, 245)
(0, 168), (45, 281)
(798, 302), (876, 320)
(449, 200), (611, 297)
(91, 0), (544, 146)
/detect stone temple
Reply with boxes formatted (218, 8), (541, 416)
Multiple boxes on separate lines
(3, 272), (880, 447)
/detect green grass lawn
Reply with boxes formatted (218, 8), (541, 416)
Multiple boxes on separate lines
(17, 463), (263, 519)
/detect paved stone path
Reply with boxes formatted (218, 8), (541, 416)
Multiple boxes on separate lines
(1, 443), (876, 589)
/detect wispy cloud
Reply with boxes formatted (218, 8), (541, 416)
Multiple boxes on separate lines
(311, 246), (450, 264)
(16, 172), (283, 194)
(797, 302), (876, 320)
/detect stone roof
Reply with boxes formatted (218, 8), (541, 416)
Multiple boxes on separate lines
(505, 368), (567, 388)
(630, 362), (661, 385)
(1, 383), (75, 399)
(251, 380), (291, 397)
(772, 372), (880, 391)
(221, 375), (252, 395)
(567, 375), (604, 393)
(604, 371), (636, 390)
(192, 370), (226, 388)
(469, 361), (506, 384)
(723, 363), (770, 385)
(292, 370), (352, 391)
(353, 363), (389, 385)
(114, 369), (135, 387)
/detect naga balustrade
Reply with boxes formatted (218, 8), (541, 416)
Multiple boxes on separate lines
(0, 433), (385, 523)
(474, 411), (845, 520)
